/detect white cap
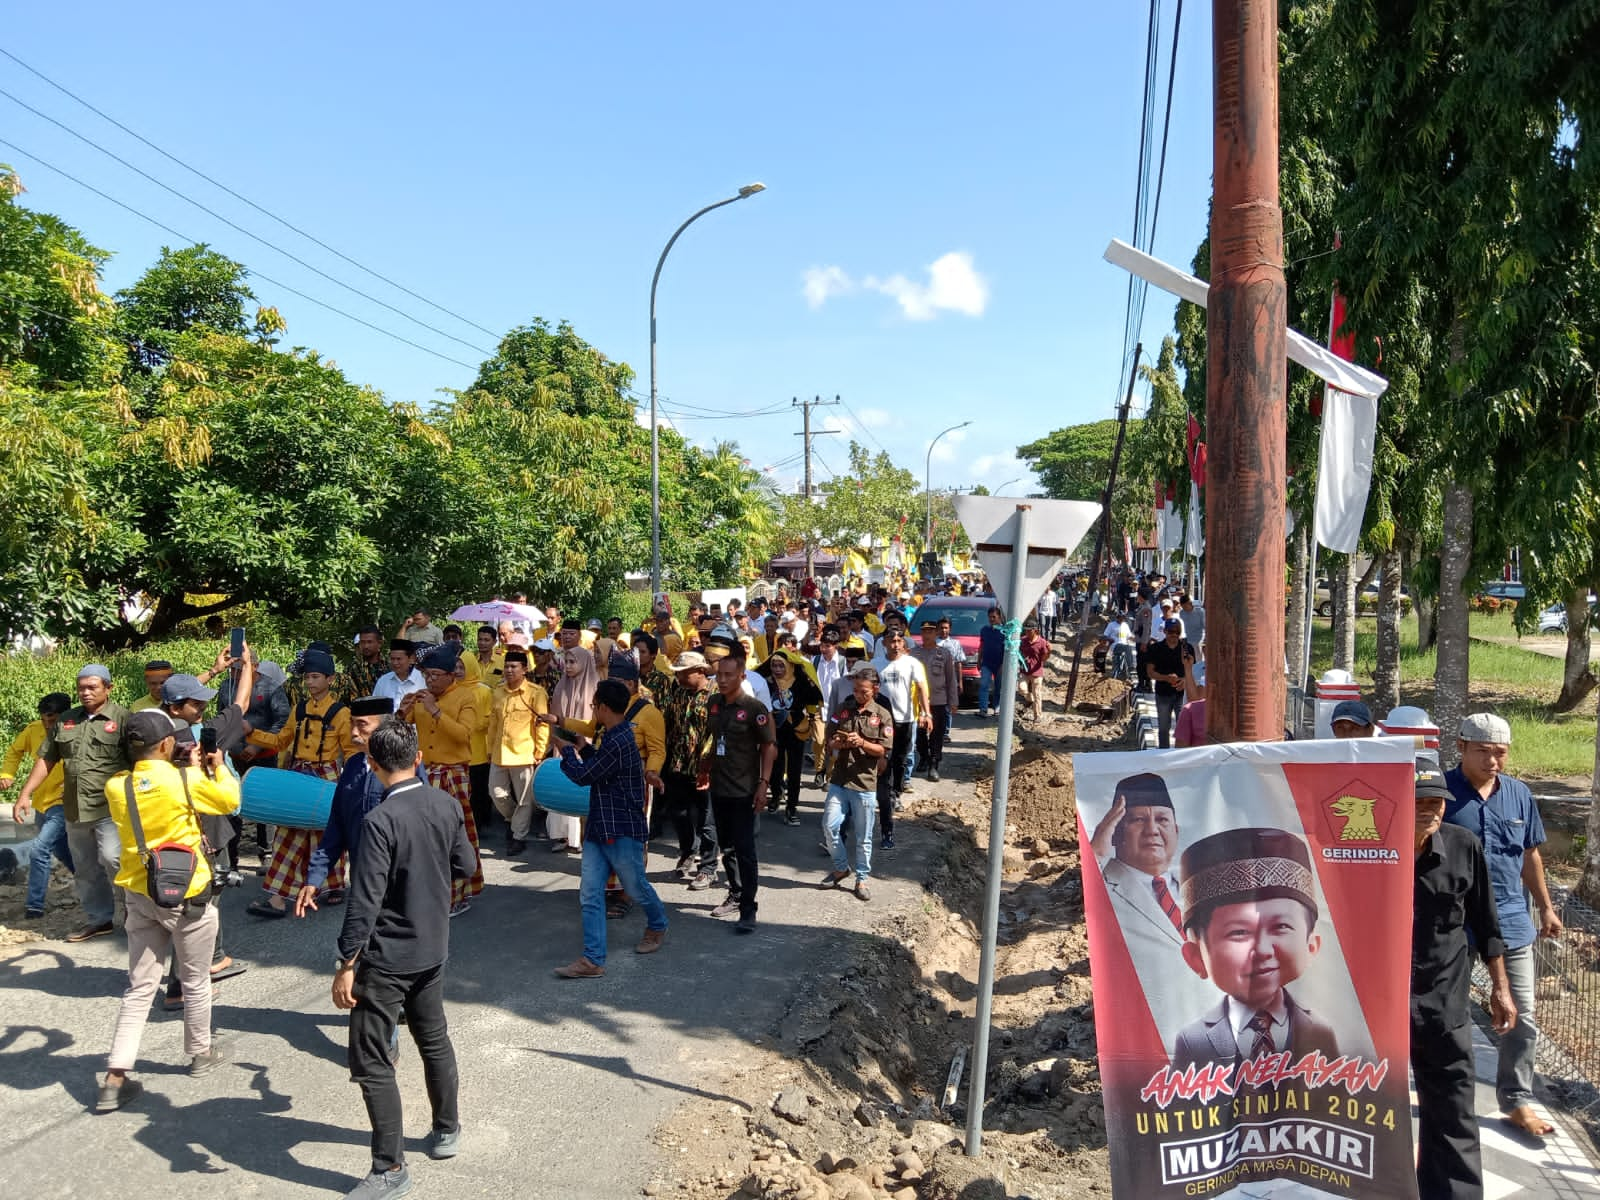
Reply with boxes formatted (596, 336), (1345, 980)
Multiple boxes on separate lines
(1459, 712), (1512, 745)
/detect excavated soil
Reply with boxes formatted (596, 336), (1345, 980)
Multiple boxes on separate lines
(652, 650), (1126, 1200)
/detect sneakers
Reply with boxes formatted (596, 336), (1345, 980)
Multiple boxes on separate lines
(345, 1166), (414, 1198)
(506, 838), (527, 856)
(67, 921), (115, 943)
(783, 813), (801, 826)
(928, 766), (941, 782)
(854, 881), (871, 902)
(93, 1077), (142, 1114)
(710, 895), (741, 918)
(553, 957), (605, 979)
(687, 871), (716, 892)
(448, 900), (471, 918)
(23, 908), (44, 920)
(881, 835), (896, 851)
(812, 772), (826, 789)
(672, 854), (693, 877)
(189, 1046), (228, 1077)
(900, 781), (916, 796)
(735, 914), (757, 934)
(635, 928), (666, 955)
(424, 1127), (461, 1159)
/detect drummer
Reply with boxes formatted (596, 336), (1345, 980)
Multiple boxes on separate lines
(295, 697), (425, 918)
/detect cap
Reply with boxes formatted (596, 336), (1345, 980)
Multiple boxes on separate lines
(161, 674), (217, 704)
(77, 663), (112, 683)
(1179, 827), (1318, 931)
(531, 636), (556, 652)
(302, 649), (336, 677)
(672, 650), (709, 672)
(1415, 759), (1451, 801)
(587, 618), (603, 630)
(1163, 617), (1183, 632)
(850, 663), (880, 681)
(349, 696), (395, 718)
(1459, 712), (1511, 745)
(124, 709), (179, 748)
(607, 652), (639, 681)
(1114, 772), (1173, 810)
(1330, 699), (1373, 728)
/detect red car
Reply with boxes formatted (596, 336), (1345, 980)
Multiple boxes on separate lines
(908, 596), (994, 708)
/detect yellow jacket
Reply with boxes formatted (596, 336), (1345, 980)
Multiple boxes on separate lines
(466, 681), (494, 765)
(488, 681), (550, 766)
(558, 694), (667, 775)
(3, 720), (63, 812)
(407, 681), (479, 766)
(105, 759), (240, 899)
(248, 692), (355, 766)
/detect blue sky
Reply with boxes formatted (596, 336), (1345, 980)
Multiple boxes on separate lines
(2, 2), (1213, 497)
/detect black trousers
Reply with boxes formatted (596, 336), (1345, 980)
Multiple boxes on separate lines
(916, 705), (950, 769)
(468, 762), (493, 833)
(1412, 1019), (1480, 1200)
(662, 772), (718, 874)
(349, 963), (459, 1172)
(876, 721), (912, 836)
(711, 792), (759, 919)
(772, 725), (807, 815)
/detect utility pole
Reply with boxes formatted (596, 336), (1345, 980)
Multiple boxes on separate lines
(1206, 0), (1287, 743)
(793, 395), (841, 580)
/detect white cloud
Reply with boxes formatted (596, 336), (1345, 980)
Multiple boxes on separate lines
(800, 252), (989, 320)
(634, 406), (677, 433)
(855, 407), (891, 428)
(929, 427), (968, 464)
(866, 252), (989, 321)
(802, 265), (853, 309)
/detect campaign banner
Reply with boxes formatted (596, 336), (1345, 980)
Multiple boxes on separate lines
(1074, 738), (1418, 1200)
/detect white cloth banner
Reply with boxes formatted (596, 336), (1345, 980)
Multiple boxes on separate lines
(1184, 482), (1204, 557)
(1312, 386), (1378, 554)
(1158, 502), (1184, 553)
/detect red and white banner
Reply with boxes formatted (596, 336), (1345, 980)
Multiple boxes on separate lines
(1074, 739), (1418, 1199)
(1312, 285), (1378, 554)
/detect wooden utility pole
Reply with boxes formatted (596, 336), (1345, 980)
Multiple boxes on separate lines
(1205, 0), (1287, 743)
(793, 395), (840, 580)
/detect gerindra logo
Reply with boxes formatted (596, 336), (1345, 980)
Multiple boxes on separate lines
(1161, 1119), (1375, 1185)
(1328, 795), (1380, 841)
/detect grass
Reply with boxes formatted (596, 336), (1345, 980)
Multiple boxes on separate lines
(1308, 611), (1597, 779)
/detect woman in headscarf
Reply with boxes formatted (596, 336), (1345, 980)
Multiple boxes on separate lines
(545, 646), (597, 853)
(755, 648), (823, 826)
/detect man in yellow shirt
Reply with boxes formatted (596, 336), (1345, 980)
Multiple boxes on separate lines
(244, 648), (355, 917)
(3, 693), (73, 917)
(471, 625), (505, 689)
(96, 709), (240, 1112)
(402, 643), (483, 914)
(486, 649), (550, 855)
(455, 656), (496, 839)
(129, 661), (175, 713)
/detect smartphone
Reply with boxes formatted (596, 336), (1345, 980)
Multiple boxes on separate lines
(547, 724), (574, 742)
(230, 626), (246, 661)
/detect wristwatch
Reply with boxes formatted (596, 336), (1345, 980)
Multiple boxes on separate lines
(334, 956), (358, 971)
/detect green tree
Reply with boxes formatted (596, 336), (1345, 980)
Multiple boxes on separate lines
(116, 245), (253, 370)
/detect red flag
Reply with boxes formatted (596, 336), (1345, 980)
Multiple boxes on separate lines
(1186, 413), (1207, 489)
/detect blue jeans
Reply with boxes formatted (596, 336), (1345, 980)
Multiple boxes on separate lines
(979, 663), (1000, 712)
(27, 806), (74, 912)
(67, 816), (121, 927)
(580, 837), (667, 966)
(825, 786), (876, 883)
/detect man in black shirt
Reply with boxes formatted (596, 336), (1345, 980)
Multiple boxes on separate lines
(1143, 618), (1190, 749)
(1411, 759), (1516, 1200)
(696, 654), (776, 933)
(333, 720), (476, 1199)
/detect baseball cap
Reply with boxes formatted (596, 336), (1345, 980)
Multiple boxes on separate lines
(587, 618), (603, 630)
(850, 663), (880, 681)
(531, 636), (556, 652)
(124, 709), (179, 748)
(161, 673), (218, 704)
(1414, 759), (1451, 800)
(1459, 712), (1512, 744)
(1329, 699), (1373, 728)
(672, 650), (709, 672)
(1163, 617), (1182, 631)
(76, 663), (112, 683)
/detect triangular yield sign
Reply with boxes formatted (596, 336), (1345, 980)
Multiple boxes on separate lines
(952, 495), (1101, 617)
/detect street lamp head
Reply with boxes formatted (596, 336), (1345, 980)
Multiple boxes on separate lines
(737, 182), (767, 198)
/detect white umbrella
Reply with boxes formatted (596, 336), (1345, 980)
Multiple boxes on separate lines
(448, 600), (546, 625)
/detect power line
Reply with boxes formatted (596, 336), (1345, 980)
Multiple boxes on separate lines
(836, 396), (894, 460)
(0, 137), (482, 371)
(1146, 0), (1185, 255)
(0, 44), (502, 342)
(0, 86), (496, 357)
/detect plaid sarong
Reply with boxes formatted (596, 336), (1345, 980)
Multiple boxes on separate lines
(427, 761), (483, 902)
(262, 759), (346, 898)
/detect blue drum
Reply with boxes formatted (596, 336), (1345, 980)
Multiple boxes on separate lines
(534, 757), (590, 817)
(240, 767), (335, 830)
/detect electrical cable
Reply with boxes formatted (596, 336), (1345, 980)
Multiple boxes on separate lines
(1146, 0), (1184, 255)
(0, 87), (496, 357)
(0, 45), (502, 341)
(0, 138), (481, 370)
(836, 397), (894, 459)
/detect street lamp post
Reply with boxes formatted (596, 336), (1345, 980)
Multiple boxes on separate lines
(924, 421), (971, 577)
(649, 183), (767, 596)
(996, 477), (1022, 495)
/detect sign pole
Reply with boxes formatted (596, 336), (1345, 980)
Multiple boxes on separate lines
(964, 502), (1031, 1156)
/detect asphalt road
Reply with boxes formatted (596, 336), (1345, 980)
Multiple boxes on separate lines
(0, 730), (976, 1199)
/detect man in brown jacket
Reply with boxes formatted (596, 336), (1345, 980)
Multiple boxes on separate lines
(911, 620), (959, 782)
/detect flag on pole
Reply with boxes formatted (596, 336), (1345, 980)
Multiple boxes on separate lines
(1312, 284), (1378, 554)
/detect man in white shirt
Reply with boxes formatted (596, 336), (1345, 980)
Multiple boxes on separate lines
(1102, 614), (1135, 681)
(936, 618), (966, 665)
(1036, 587), (1060, 642)
(811, 628), (847, 785)
(875, 630), (930, 849)
(372, 640), (428, 709)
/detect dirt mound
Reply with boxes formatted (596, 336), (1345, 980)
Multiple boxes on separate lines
(973, 748), (1077, 845)
(1069, 676), (1130, 710)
